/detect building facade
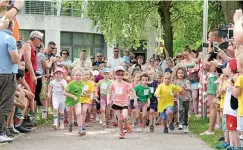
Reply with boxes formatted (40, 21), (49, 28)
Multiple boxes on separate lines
(17, 0), (155, 61)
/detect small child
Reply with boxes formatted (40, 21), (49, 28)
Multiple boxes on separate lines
(48, 68), (67, 130)
(174, 67), (191, 133)
(123, 49), (131, 70)
(64, 68), (85, 136)
(134, 73), (152, 129)
(130, 71), (141, 127)
(80, 69), (96, 130)
(97, 68), (113, 127)
(147, 69), (158, 132)
(107, 66), (138, 139)
(155, 72), (182, 133)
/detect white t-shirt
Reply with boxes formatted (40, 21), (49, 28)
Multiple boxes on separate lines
(223, 86), (237, 117)
(107, 57), (125, 71)
(49, 79), (67, 102)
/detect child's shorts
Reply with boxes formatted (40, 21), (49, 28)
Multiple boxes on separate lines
(226, 115), (237, 131)
(138, 101), (147, 109)
(237, 117), (243, 131)
(52, 100), (65, 113)
(222, 114), (228, 132)
(130, 99), (136, 110)
(111, 104), (128, 110)
(160, 106), (174, 120)
(100, 94), (107, 110)
(150, 102), (157, 112)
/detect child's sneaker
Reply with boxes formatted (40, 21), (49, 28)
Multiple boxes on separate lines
(183, 125), (189, 133)
(150, 125), (154, 132)
(78, 130), (86, 136)
(102, 123), (106, 128)
(119, 133), (125, 139)
(215, 142), (229, 149)
(226, 146), (234, 150)
(163, 127), (169, 133)
(124, 125), (132, 133)
(68, 124), (72, 132)
(169, 123), (174, 131)
(52, 124), (57, 130)
(199, 130), (214, 135)
(178, 124), (183, 130)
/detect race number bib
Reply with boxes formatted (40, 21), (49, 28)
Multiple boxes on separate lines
(144, 89), (149, 95)
(115, 87), (123, 94)
(83, 85), (89, 91)
(101, 83), (108, 89)
(150, 87), (154, 93)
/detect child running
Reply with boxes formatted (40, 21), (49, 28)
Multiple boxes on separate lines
(174, 67), (191, 133)
(48, 68), (67, 130)
(147, 69), (158, 132)
(155, 72), (182, 133)
(80, 69), (96, 129)
(134, 73), (152, 129)
(107, 66), (138, 139)
(64, 68), (85, 136)
(97, 68), (113, 127)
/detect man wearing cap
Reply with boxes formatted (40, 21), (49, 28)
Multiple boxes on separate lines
(107, 47), (124, 71)
(22, 31), (43, 93)
(0, 19), (24, 142)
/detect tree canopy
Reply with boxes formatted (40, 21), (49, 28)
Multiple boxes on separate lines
(60, 1), (231, 56)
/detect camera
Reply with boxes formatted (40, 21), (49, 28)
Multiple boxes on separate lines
(213, 42), (219, 53)
(228, 28), (234, 41)
(218, 24), (233, 39)
(16, 41), (22, 50)
(9, 0), (15, 7)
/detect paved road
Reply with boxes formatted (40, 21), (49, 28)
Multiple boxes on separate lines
(1, 123), (213, 150)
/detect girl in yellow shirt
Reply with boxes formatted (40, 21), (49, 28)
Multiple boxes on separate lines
(155, 72), (182, 133)
(80, 69), (96, 130)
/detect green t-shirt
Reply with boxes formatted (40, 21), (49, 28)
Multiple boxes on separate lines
(134, 84), (152, 102)
(65, 80), (84, 106)
(97, 79), (112, 95)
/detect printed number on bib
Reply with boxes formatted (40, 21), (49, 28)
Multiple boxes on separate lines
(144, 89), (149, 95)
(101, 83), (108, 89)
(116, 87), (123, 94)
(150, 87), (154, 93)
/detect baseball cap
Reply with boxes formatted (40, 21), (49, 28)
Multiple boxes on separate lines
(228, 59), (237, 74)
(102, 68), (110, 73)
(115, 66), (125, 72)
(54, 68), (64, 74)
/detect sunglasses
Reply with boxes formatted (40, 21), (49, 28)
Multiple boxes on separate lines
(36, 37), (42, 42)
(114, 51), (119, 53)
(91, 58), (95, 59)
(62, 53), (68, 55)
(97, 55), (102, 57)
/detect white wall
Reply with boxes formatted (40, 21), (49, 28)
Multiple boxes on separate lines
(17, 14), (102, 54)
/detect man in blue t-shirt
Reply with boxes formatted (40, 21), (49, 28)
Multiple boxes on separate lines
(0, 21), (24, 143)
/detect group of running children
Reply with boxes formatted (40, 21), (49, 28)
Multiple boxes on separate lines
(45, 64), (194, 139)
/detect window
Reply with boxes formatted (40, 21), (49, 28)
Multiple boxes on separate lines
(61, 32), (72, 45)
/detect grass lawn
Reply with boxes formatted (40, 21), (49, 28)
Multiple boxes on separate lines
(189, 116), (223, 149)
(36, 114), (53, 126)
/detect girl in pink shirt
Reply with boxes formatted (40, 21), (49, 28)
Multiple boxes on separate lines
(107, 66), (138, 139)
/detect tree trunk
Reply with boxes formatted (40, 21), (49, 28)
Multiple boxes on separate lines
(221, 1), (241, 23)
(158, 1), (173, 57)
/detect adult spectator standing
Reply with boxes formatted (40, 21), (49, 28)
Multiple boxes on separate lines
(22, 31), (43, 93)
(35, 44), (55, 107)
(0, 21), (24, 142)
(58, 49), (72, 68)
(93, 53), (105, 67)
(71, 49), (92, 68)
(107, 47), (124, 71)
(45, 41), (56, 76)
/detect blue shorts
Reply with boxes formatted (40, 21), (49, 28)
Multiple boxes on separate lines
(130, 99), (135, 110)
(150, 102), (157, 111)
(160, 106), (174, 120)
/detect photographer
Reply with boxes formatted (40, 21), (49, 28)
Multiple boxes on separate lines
(0, 20), (24, 143)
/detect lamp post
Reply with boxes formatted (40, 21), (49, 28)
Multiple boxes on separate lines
(202, 0), (208, 119)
